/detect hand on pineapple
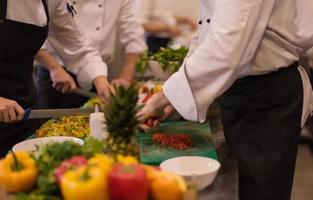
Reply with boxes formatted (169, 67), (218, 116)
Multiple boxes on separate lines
(93, 76), (112, 103)
(111, 78), (130, 88)
(138, 91), (175, 130)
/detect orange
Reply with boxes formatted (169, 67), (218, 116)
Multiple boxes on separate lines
(149, 171), (186, 200)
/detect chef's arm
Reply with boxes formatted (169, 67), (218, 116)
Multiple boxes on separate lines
(35, 49), (61, 72)
(141, 22), (180, 37)
(47, 0), (108, 90)
(111, 53), (141, 87)
(46, 0), (110, 101)
(119, 53), (141, 82)
(163, 0), (277, 122)
(111, 0), (146, 87)
(35, 49), (77, 93)
(175, 15), (197, 31)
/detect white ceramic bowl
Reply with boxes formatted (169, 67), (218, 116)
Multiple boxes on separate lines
(13, 136), (84, 152)
(160, 156), (221, 190)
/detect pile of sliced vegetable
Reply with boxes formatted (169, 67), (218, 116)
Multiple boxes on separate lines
(0, 138), (187, 200)
(35, 98), (105, 138)
(36, 115), (90, 138)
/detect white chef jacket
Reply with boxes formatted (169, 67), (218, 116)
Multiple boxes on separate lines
(6, 0), (107, 90)
(163, 0), (313, 126)
(45, 0), (146, 80)
(136, 0), (177, 38)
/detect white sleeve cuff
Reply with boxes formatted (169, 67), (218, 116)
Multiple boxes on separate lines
(163, 64), (199, 122)
(77, 62), (108, 90)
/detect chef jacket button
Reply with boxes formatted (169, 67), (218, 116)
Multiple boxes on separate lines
(73, 1), (76, 5)
(99, 4), (102, 7)
(207, 19), (211, 23)
(96, 27), (100, 31)
(198, 20), (202, 25)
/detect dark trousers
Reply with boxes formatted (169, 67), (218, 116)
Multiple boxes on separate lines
(220, 63), (303, 200)
(146, 36), (171, 53)
(36, 66), (88, 109)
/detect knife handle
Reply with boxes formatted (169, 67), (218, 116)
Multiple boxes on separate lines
(23, 108), (32, 121)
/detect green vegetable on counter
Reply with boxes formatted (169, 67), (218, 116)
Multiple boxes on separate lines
(135, 47), (188, 77)
(13, 138), (104, 200)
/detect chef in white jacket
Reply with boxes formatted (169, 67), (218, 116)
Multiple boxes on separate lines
(36, 0), (147, 109)
(140, 0), (313, 199)
(0, 0), (109, 156)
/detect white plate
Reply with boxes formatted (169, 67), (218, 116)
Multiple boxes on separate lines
(13, 136), (84, 152)
(160, 156), (221, 190)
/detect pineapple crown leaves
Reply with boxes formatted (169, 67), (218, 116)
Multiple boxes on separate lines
(104, 84), (141, 140)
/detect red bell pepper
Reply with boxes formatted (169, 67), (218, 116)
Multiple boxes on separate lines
(55, 156), (87, 183)
(108, 164), (149, 200)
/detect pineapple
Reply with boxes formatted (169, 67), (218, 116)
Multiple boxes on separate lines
(103, 84), (141, 159)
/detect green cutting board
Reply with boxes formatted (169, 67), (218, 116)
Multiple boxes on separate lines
(135, 121), (218, 166)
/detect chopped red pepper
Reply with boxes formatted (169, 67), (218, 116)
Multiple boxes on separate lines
(152, 133), (193, 150)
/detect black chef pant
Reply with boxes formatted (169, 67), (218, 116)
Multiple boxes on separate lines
(36, 66), (88, 109)
(219, 63), (302, 200)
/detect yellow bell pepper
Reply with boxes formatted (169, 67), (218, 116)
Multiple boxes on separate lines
(0, 152), (38, 193)
(116, 155), (138, 165)
(88, 154), (114, 173)
(61, 165), (109, 200)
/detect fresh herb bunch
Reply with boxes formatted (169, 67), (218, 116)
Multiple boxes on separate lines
(135, 51), (152, 77)
(13, 138), (103, 200)
(153, 46), (188, 72)
(135, 46), (188, 76)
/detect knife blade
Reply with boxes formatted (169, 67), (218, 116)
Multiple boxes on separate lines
(74, 88), (98, 98)
(23, 108), (94, 120)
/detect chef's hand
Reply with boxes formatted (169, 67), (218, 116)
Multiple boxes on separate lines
(93, 76), (111, 103)
(0, 97), (25, 123)
(50, 66), (77, 93)
(111, 78), (131, 88)
(138, 91), (175, 130)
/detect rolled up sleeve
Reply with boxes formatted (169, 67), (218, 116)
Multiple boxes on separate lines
(163, 0), (276, 122)
(118, 0), (147, 54)
(47, 0), (107, 90)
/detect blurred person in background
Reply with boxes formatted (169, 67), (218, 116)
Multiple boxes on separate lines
(137, 0), (197, 53)
(36, 0), (147, 109)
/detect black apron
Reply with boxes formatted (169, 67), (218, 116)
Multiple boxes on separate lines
(220, 63), (303, 200)
(0, 0), (49, 157)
